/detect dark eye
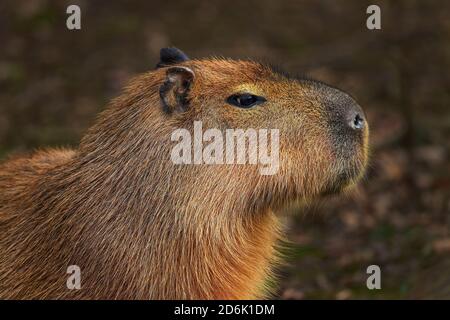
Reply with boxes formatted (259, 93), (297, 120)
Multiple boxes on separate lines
(226, 93), (266, 108)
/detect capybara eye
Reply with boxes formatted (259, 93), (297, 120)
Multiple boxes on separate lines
(226, 93), (266, 109)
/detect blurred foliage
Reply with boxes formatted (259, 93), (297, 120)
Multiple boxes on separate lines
(0, 0), (449, 299)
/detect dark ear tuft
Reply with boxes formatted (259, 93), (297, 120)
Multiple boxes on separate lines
(156, 47), (189, 68)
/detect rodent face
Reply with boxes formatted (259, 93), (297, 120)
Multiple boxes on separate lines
(154, 48), (369, 209)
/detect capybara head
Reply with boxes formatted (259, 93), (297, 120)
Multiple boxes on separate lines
(82, 47), (369, 214)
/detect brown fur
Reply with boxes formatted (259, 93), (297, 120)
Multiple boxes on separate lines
(0, 53), (369, 299)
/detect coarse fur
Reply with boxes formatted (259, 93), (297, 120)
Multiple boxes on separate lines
(0, 49), (369, 299)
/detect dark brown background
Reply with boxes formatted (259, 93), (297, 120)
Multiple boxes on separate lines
(1, 0), (449, 299)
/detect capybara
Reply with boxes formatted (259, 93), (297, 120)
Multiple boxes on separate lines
(0, 48), (369, 299)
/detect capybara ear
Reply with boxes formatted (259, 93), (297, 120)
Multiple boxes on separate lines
(159, 66), (195, 113)
(156, 47), (189, 68)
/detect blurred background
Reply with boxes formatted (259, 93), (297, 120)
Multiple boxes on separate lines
(0, 0), (449, 299)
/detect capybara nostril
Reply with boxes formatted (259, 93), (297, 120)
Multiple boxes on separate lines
(350, 113), (365, 130)
(342, 101), (365, 131)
